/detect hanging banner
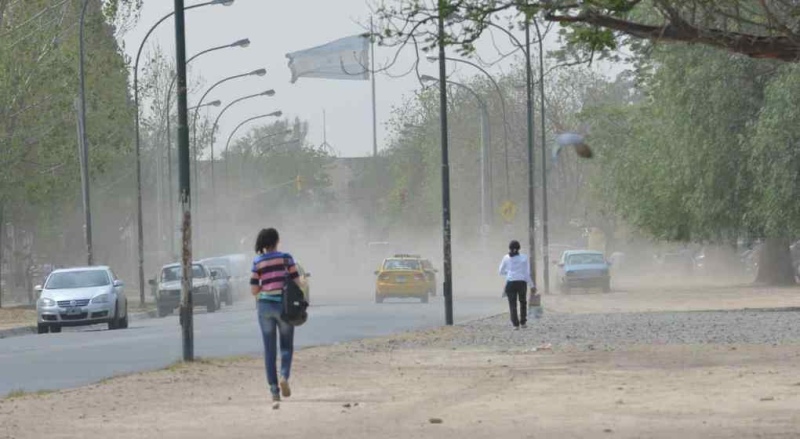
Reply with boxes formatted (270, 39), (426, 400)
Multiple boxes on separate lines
(286, 34), (370, 83)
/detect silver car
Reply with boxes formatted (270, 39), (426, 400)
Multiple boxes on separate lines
(36, 266), (129, 334)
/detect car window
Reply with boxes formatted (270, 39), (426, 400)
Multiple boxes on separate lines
(383, 259), (420, 271)
(45, 270), (110, 289)
(161, 265), (206, 282)
(567, 254), (605, 265)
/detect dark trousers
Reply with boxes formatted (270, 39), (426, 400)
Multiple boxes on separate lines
(505, 280), (528, 327)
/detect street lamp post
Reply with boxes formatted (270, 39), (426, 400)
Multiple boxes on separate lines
(421, 75), (491, 231)
(532, 18), (551, 294)
(132, 0), (235, 304)
(209, 90), (276, 195)
(426, 55), (511, 201)
(163, 41), (251, 258)
(190, 68), (267, 203)
(223, 112), (284, 161)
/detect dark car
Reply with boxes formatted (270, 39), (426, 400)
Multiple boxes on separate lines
(150, 262), (220, 317)
(209, 266), (233, 306)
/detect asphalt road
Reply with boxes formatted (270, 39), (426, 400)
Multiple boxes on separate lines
(0, 295), (504, 397)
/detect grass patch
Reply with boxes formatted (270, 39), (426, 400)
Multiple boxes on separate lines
(4, 388), (52, 400)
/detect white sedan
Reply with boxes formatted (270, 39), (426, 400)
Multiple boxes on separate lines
(36, 266), (129, 334)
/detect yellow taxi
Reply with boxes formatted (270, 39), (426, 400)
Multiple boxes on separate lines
(374, 255), (430, 303)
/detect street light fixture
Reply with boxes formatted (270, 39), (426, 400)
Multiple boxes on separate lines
(130, 0), (235, 306)
(162, 42), (252, 257)
(421, 75), (493, 231)
(207, 90), (276, 197)
(426, 54), (511, 201)
(224, 111), (284, 161)
(190, 68), (267, 203)
(188, 100), (221, 111)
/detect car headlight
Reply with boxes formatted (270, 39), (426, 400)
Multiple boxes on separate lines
(91, 294), (110, 304)
(38, 298), (55, 307)
(194, 285), (209, 294)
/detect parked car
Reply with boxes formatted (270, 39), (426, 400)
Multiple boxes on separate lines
(374, 255), (430, 303)
(209, 266), (234, 306)
(556, 250), (612, 294)
(200, 254), (250, 298)
(150, 262), (220, 317)
(36, 266), (129, 334)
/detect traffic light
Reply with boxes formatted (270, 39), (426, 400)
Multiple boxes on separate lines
(295, 175), (303, 193)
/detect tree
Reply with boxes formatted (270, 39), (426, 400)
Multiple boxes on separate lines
(584, 43), (797, 285)
(0, 0), (137, 302)
(376, 1), (800, 62)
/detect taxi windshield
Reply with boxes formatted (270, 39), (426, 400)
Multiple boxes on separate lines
(383, 259), (420, 271)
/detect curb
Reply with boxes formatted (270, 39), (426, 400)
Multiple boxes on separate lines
(0, 309), (158, 340)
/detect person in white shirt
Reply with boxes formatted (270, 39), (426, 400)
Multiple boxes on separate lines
(498, 240), (536, 329)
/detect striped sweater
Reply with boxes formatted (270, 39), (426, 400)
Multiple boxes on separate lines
(250, 252), (299, 300)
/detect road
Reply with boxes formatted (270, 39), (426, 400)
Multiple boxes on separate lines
(0, 295), (504, 397)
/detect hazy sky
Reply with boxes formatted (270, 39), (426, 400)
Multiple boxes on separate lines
(121, 1), (577, 158)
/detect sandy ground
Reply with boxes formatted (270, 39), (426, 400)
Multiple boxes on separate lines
(545, 277), (800, 314)
(2, 282), (800, 439)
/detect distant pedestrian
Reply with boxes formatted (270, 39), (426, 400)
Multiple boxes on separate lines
(251, 228), (304, 403)
(498, 240), (535, 330)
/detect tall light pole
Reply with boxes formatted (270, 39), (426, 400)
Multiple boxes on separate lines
(163, 40), (251, 258)
(427, 54), (511, 201)
(78, 0), (93, 266)
(132, 0), (235, 304)
(532, 18), (550, 294)
(421, 75), (492, 231)
(436, 1), (454, 326)
(209, 89), (276, 194)
(524, 17), (538, 308)
(190, 68), (267, 203)
(172, 0), (193, 362)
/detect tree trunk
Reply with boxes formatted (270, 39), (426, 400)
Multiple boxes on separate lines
(755, 237), (796, 286)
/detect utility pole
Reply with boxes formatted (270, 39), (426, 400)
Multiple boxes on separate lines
(437, 1), (453, 326)
(525, 16), (539, 308)
(78, 0), (93, 266)
(173, 0), (194, 362)
(370, 17), (378, 157)
(534, 19), (550, 294)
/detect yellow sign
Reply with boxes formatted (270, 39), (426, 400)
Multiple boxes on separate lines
(500, 201), (517, 223)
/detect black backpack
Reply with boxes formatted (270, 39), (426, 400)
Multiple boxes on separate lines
(281, 258), (308, 326)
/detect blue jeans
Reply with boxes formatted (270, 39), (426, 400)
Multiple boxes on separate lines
(257, 300), (294, 395)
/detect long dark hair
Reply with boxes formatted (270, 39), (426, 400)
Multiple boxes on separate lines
(255, 228), (280, 254)
(508, 240), (521, 257)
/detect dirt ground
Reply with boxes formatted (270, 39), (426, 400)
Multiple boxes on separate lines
(2, 282), (800, 439)
(546, 279), (800, 314)
(0, 308), (37, 331)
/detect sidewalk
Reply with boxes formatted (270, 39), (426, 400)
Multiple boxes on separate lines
(2, 320), (799, 439)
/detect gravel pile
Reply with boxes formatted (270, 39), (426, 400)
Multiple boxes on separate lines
(409, 309), (800, 351)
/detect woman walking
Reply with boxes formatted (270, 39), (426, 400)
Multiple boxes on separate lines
(251, 228), (303, 403)
(498, 240), (535, 329)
